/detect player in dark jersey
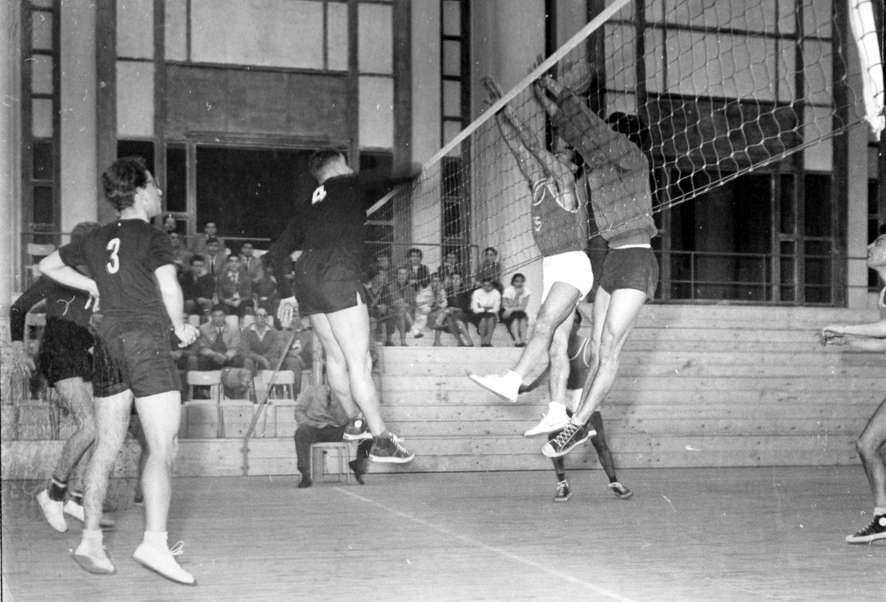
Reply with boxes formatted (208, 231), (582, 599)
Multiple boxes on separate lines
(820, 233), (886, 543)
(267, 149), (416, 464)
(469, 77), (595, 442)
(10, 222), (115, 532)
(39, 157), (199, 584)
(531, 74), (659, 459)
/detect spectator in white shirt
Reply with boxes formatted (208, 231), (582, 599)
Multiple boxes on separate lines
(470, 276), (501, 347)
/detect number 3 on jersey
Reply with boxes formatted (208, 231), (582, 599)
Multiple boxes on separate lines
(106, 237), (121, 274)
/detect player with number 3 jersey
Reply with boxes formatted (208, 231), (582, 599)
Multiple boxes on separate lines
(39, 156), (200, 585)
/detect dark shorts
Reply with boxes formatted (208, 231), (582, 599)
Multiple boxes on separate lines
(293, 250), (366, 316)
(38, 318), (93, 385)
(92, 327), (180, 398)
(598, 247), (659, 299)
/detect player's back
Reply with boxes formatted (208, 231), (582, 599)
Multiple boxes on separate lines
(72, 219), (171, 328)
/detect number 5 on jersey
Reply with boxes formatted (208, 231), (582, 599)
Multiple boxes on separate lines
(106, 237), (121, 274)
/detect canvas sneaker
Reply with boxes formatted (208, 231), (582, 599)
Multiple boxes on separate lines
(845, 513), (886, 544)
(369, 433), (415, 464)
(468, 371), (521, 402)
(63, 500), (116, 529)
(554, 479), (571, 503)
(36, 489), (67, 533)
(542, 423), (595, 458)
(524, 403), (570, 437)
(133, 540), (196, 585)
(608, 481), (633, 500)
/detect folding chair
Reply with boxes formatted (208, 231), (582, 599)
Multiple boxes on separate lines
(182, 370), (222, 438)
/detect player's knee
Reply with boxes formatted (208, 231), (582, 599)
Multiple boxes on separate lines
(856, 432), (883, 459)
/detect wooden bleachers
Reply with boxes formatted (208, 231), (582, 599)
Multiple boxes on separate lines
(2, 304), (884, 479)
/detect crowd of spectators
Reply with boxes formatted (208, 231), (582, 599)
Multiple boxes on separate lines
(363, 245), (531, 347)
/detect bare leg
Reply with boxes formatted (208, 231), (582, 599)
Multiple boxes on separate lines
(572, 288), (647, 424)
(548, 311), (575, 406)
(309, 313), (359, 420)
(52, 378), (96, 489)
(134, 391), (181, 532)
(856, 397), (886, 508)
(315, 304), (386, 436)
(82, 391), (132, 531)
(512, 282), (581, 381)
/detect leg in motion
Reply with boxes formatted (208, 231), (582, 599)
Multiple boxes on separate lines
(72, 391), (132, 575)
(524, 311), (575, 437)
(470, 283), (580, 402)
(37, 377), (95, 533)
(131, 390), (196, 585)
(588, 411), (632, 499)
(846, 397), (886, 544)
(324, 304), (414, 464)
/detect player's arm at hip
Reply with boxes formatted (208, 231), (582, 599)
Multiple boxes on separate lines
(155, 263), (189, 334)
(38, 251), (99, 302)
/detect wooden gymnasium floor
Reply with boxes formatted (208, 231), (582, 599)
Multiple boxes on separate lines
(2, 466), (883, 601)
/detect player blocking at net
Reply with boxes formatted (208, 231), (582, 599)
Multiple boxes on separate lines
(268, 149), (418, 464)
(534, 73), (659, 459)
(469, 76), (595, 442)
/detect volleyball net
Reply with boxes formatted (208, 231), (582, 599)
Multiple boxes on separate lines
(368, 0), (884, 283)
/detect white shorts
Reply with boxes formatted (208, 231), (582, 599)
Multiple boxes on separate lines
(541, 251), (594, 302)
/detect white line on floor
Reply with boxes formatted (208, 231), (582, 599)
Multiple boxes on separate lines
(336, 486), (636, 602)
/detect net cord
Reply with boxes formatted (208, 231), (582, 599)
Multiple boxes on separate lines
(365, 0), (633, 218)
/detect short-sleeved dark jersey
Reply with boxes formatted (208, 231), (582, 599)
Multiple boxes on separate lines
(59, 219), (174, 332)
(268, 171), (405, 298)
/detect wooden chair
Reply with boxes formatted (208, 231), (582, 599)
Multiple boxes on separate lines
(182, 370), (222, 438)
(255, 369), (296, 400)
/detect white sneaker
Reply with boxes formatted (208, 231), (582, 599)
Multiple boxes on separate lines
(133, 541), (196, 585)
(63, 500), (116, 529)
(36, 490), (68, 533)
(524, 404), (570, 437)
(73, 540), (115, 574)
(468, 371), (521, 402)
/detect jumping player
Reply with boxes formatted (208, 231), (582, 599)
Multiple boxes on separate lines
(530, 74), (659, 459)
(520, 311), (632, 502)
(267, 149), (416, 464)
(469, 77), (594, 441)
(39, 157), (200, 584)
(10, 222), (114, 532)
(820, 232), (886, 544)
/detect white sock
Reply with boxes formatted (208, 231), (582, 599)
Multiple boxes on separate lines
(81, 528), (103, 547)
(144, 530), (168, 548)
(874, 507), (886, 516)
(548, 401), (567, 416)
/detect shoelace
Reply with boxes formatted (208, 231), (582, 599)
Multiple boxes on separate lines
(169, 541), (185, 557)
(552, 423), (579, 448)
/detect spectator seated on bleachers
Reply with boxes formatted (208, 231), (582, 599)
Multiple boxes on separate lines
(476, 246), (503, 293)
(239, 241), (264, 284)
(191, 220), (227, 257)
(202, 237), (227, 277)
(196, 305), (245, 371)
(240, 308), (303, 391)
(180, 255), (216, 317)
(436, 250), (460, 288)
(501, 272), (531, 347)
(404, 247), (431, 292)
(217, 254), (253, 317)
(441, 272), (474, 346)
(388, 266), (416, 346)
(167, 232), (191, 275)
(470, 276), (501, 347)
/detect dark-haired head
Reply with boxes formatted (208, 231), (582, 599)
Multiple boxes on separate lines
(102, 156), (149, 212)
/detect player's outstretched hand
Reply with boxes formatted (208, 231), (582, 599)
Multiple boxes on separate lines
(174, 323), (199, 348)
(819, 325), (846, 346)
(277, 296), (298, 328)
